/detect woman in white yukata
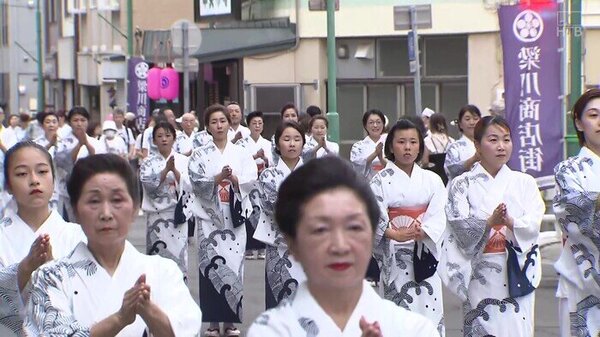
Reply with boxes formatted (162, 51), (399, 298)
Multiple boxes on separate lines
(187, 104), (257, 337)
(24, 153), (201, 337)
(235, 111), (271, 260)
(350, 109), (388, 181)
(248, 156), (440, 337)
(305, 115), (339, 159)
(0, 142), (85, 336)
(140, 121), (190, 278)
(444, 104), (481, 182)
(254, 121), (306, 309)
(369, 119), (447, 336)
(33, 112), (61, 209)
(553, 89), (600, 337)
(54, 106), (103, 222)
(271, 103), (301, 166)
(442, 116), (545, 337)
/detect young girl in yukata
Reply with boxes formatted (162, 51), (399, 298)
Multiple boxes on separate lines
(305, 115), (339, 159)
(0, 141), (85, 335)
(444, 104), (481, 182)
(140, 121), (190, 278)
(442, 116), (545, 337)
(33, 112), (61, 209)
(187, 104), (257, 337)
(248, 156), (439, 337)
(369, 119), (447, 336)
(254, 121), (306, 309)
(553, 89), (600, 337)
(24, 154), (201, 337)
(270, 103), (301, 166)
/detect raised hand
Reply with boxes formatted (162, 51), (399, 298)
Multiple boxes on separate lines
(166, 156), (175, 172)
(24, 234), (53, 271)
(375, 142), (383, 156)
(118, 274), (148, 326)
(359, 316), (383, 337)
(256, 148), (265, 159)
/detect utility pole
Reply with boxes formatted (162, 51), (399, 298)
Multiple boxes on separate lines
(567, 0), (582, 157)
(36, 0), (44, 112)
(409, 6), (422, 116)
(127, 0), (133, 56)
(326, 0), (339, 143)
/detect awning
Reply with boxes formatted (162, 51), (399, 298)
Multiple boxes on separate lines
(142, 20), (297, 64)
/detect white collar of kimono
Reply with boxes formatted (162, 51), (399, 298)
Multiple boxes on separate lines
(580, 146), (600, 163)
(74, 240), (137, 276)
(387, 161), (422, 179)
(472, 161), (511, 180)
(4, 206), (60, 235)
(459, 134), (474, 146)
(276, 156), (303, 175)
(363, 133), (387, 144)
(292, 281), (376, 334)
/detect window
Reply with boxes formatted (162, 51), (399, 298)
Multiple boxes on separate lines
(249, 84), (301, 138)
(424, 36), (468, 76)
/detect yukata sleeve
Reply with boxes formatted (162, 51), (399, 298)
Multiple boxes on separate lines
(187, 149), (221, 220)
(445, 176), (488, 258)
(510, 175), (545, 250)
(420, 175), (447, 257)
(139, 157), (163, 194)
(0, 263), (24, 334)
(350, 142), (369, 177)
(153, 259), (202, 337)
(444, 142), (466, 181)
(247, 308), (292, 337)
(24, 265), (90, 337)
(254, 170), (279, 246)
(54, 141), (75, 173)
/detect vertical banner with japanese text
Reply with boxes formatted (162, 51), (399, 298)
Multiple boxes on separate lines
(127, 57), (150, 132)
(499, 3), (563, 189)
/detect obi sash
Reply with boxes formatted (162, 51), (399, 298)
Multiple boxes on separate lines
(388, 206), (438, 283)
(218, 181), (231, 203)
(372, 163), (384, 172)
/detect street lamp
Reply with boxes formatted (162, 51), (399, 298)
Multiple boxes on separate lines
(36, 0), (43, 113)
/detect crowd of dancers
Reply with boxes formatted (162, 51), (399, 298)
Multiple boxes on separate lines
(0, 88), (599, 337)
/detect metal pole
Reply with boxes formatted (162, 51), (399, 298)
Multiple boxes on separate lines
(326, 0), (339, 143)
(36, 0), (44, 112)
(410, 6), (422, 116)
(567, 0), (582, 157)
(127, 0), (133, 56)
(182, 21), (190, 114)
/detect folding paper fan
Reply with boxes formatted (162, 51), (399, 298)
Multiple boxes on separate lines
(389, 215), (415, 230)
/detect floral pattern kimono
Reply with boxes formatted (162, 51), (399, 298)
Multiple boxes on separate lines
(370, 162), (447, 335)
(187, 141), (257, 323)
(442, 164), (545, 337)
(553, 147), (600, 337)
(140, 151), (191, 278)
(254, 158), (306, 309)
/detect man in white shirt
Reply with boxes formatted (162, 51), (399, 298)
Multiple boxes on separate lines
(112, 108), (136, 160)
(226, 102), (250, 143)
(174, 112), (196, 156)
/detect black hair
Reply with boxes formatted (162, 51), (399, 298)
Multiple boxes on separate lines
(274, 121), (305, 156)
(203, 104), (231, 128)
(4, 141), (55, 189)
(400, 115), (427, 136)
(67, 106), (91, 122)
(308, 115), (328, 130)
(306, 105), (322, 117)
(246, 111), (263, 126)
(86, 121), (101, 137)
(38, 111), (58, 125)
(362, 109), (386, 132)
(280, 103), (298, 117)
(429, 113), (449, 135)
(571, 88), (600, 146)
(152, 121), (176, 140)
(113, 108), (125, 116)
(384, 119), (425, 163)
(67, 154), (139, 208)
(275, 156), (380, 239)
(473, 115), (511, 144)
(458, 104), (482, 132)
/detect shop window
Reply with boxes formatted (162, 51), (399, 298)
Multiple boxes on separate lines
(424, 36), (468, 76)
(250, 84), (300, 138)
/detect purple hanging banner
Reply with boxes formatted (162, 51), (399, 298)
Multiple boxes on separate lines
(127, 57), (150, 131)
(499, 2), (563, 189)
